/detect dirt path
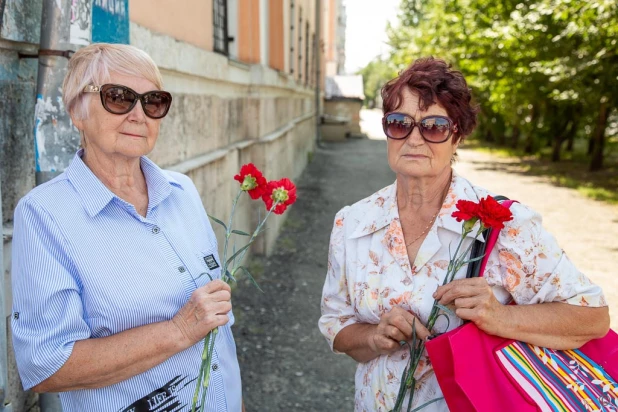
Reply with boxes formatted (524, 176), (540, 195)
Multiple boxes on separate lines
(233, 135), (617, 411)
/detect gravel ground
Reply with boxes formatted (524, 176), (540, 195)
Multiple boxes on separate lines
(233, 140), (395, 412)
(232, 136), (618, 412)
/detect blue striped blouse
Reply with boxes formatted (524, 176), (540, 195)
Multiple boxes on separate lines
(11, 150), (242, 411)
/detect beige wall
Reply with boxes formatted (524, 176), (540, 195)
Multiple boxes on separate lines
(321, 99), (363, 140)
(130, 0), (214, 51)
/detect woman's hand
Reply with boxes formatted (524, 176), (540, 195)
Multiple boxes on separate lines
(171, 280), (232, 346)
(368, 307), (430, 356)
(433, 278), (506, 335)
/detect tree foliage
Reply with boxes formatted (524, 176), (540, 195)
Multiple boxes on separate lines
(357, 58), (397, 109)
(384, 0), (618, 170)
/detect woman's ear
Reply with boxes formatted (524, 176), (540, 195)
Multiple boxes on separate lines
(69, 110), (83, 131)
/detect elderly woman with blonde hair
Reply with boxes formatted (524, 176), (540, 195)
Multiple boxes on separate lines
(11, 43), (242, 411)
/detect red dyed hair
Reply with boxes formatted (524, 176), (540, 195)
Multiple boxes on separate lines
(381, 57), (478, 142)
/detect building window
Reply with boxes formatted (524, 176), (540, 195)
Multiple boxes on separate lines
(213, 0), (230, 55)
(289, 0), (295, 74)
(297, 7), (303, 81)
(310, 32), (316, 86)
(304, 21), (310, 85)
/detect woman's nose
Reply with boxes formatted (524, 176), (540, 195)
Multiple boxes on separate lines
(406, 125), (425, 145)
(127, 100), (147, 122)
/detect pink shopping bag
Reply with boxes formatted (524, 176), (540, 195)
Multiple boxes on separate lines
(426, 200), (618, 411)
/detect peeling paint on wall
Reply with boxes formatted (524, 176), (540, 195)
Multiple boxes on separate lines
(92, 0), (129, 44)
(34, 92), (79, 175)
(70, 0), (91, 45)
(0, 0), (43, 44)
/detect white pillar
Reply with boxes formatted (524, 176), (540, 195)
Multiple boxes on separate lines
(228, 0), (239, 59)
(260, 0), (269, 66)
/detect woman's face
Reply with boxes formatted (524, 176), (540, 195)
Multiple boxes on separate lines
(72, 72), (162, 161)
(386, 88), (458, 180)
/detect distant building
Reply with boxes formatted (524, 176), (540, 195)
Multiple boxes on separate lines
(323, 0), (346, 77)
(322, 75), (365, 140)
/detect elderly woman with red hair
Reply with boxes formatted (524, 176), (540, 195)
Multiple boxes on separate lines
(319, 57), (609, 411)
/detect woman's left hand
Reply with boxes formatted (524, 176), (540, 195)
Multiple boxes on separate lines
(433, 278), (507, 335)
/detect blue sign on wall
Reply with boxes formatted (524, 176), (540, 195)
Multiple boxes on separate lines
(92, 0), (130, 44)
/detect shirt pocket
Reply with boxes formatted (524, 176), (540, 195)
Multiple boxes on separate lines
(194, 247), (224, 286)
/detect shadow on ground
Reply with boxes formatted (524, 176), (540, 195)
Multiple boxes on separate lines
(460, 146), (618, 204)
(232, 140), (394, 411)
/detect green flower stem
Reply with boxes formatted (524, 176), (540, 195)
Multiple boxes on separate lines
(222, 190), (243, 283)
(199, 328), (218, 410)
(391, 225), (485, 411)
(191, 190), (242, 412)
(230, 202), (277, 272)
(191, 196), (278, 412)
(191, 343), (206, 411)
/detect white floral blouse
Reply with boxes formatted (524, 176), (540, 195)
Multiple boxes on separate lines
(318, 171), (606, 412)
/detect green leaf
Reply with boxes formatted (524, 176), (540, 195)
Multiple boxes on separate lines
(225, 269), (237, 284)
(464, 255), (485, 264)
(410, 397), (445, 412)
(195, 272), (213, 282)
(207, 214), (227, 231)
(236, 266), (263, 292)
(231, 229), (250, 236)
(435, 303), (455, 316)
(225, 242), (253, 266)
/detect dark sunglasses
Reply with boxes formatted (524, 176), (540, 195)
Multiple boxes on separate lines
(83, 84), (173, 119)
(382, 113), (457, 143)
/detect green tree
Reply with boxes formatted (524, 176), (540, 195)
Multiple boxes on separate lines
(357, 58), (396, 108)
(386, 0), (618, 170)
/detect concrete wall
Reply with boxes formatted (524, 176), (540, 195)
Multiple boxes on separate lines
(129, 0), (214, 51)
(0, 1), (43, 409)
(321, 98), (362, 140)
(0, 1), (318, 410)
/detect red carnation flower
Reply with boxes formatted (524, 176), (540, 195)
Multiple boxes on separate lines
(477, 196), (513, 230)
(234, 163), (267, 200)
(452, 200), (480, 222)
(262, 178), (297, 215)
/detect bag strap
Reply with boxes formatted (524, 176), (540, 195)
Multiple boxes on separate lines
(465, 196), (515, 279)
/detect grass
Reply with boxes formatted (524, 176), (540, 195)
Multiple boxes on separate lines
(464, 139), (618, 205)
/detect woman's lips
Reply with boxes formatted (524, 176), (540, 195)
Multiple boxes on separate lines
(403, 154), (428, 159)
(120, 132), (145, 138)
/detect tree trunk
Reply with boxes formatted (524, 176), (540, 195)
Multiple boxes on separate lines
(550, 111), (572, 162)
(510, 125), (520, 148)
(566, 130), (575, 152)
(564, 115), (579, 153)
(524, 105), (539, 154)
(494, 117), (505, 145)
(551, 135), (564, 162)
(589, 100), (609, 172)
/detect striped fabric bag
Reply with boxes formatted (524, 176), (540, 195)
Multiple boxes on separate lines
(496, 341), (618, 411)
(426, 199), (618, 411)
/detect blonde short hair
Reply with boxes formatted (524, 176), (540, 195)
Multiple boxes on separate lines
(63, 43), (164, 119)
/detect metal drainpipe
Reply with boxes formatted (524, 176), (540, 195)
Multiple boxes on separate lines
(35, 0), (89, 185)
(314, 0), (322, 148)
(1, 0), (10, 409)
(35, 0), (91, 410)
(1, 184), (12, 412)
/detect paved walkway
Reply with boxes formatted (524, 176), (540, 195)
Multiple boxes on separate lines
(233, 132), (618, 411)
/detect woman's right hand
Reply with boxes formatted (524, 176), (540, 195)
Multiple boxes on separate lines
(171, 280), (232, 347)
(368, 307), (430, 356)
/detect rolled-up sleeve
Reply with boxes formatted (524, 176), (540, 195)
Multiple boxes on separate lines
(318, 206), (358, 352)
(484, 202), (606, 307)
(11, 198), (90, 390)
